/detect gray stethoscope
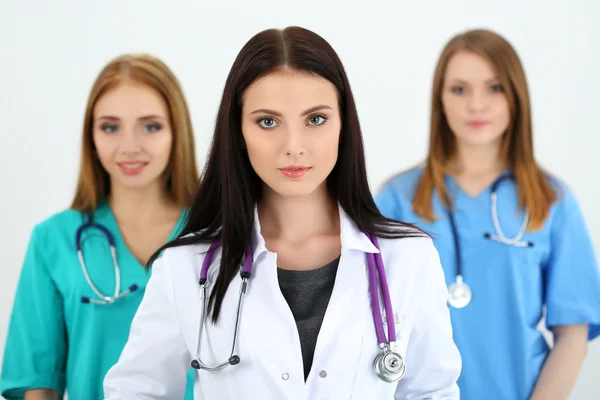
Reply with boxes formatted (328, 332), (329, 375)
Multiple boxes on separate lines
(446, 174), (534, 309)
(190, 233), (407, 383)
(76, 214), (139, 305)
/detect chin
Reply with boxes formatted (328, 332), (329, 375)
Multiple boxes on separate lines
(458, 131), (504, 147)
(266, 180), (323, 199)
(114, 175), (160, 190)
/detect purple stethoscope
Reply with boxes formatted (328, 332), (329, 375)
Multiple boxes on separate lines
(190, 232), (406, 383)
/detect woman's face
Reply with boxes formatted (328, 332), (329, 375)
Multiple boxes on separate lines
(241, 70), (342, 199)
(441, 51), (510, 150)
(93, 81), (173, 192)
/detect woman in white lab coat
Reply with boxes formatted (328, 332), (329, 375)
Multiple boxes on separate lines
(103, 26), (461, 399)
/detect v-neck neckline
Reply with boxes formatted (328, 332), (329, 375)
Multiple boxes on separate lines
(96, 200), (186, 268)
(444, 169), (510, 202)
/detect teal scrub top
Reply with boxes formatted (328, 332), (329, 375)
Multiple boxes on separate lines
(375, 166), (600, 400)
(0, 200), (196, 399)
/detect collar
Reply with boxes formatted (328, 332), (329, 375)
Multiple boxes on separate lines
(250, 203), (379, 263)
(443, 167), (513, 197)
(86, 198), (112, 224)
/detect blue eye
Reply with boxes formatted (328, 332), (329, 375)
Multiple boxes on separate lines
(258, 117), (278, 129)
(144, 123), (162, 133)
(307, 114), (327, 126)
(101, 124), (118, 133)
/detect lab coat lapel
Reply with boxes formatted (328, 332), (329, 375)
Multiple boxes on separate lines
(313, 250), (367, 350)
(238, 209), (307, 391)
(238, 251), (310, 394)
(311, 208), (379, 368)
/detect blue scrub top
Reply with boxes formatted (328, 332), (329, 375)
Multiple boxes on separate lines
(375, 166), (600, 400)
(0, 200), (196, 400)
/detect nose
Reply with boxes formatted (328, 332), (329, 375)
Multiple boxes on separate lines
(284, 127), (305, 157)
(467, 90), (489, 112)
(119, 129), (142, 155)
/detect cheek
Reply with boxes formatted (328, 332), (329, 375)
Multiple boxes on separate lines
(319, 133), (340, 161)
(441, 97), (463, 127)
(496, 99), (511, 127)
(250, 144), (276, 171)
(149, 133), (173, 160)
(242, 124), (278, 163)
(92, 133), (115, 166)
(243, 135), (272, 171)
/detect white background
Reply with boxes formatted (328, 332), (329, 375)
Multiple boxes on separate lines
(1, 0), (598, 398)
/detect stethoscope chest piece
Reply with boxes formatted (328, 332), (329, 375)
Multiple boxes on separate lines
(373, 348), (406, 383)
(447, 275), (471, 309)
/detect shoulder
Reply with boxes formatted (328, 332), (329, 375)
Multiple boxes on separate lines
(30, 208), (84, 243)
(374, 235), (444, 329)
(154, 235), (218, 281)
(376, 234), (437, 280)
(377, 234), (435, 259)
(544, 174), (584, 220)
(376, 164), (425, 201)
(374, 165), (425, 219)
(162, 236), (213, 261)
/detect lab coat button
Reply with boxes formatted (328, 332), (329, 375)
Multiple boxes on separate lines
(281, 373), (289, 380)
(319, 370), (327, 378)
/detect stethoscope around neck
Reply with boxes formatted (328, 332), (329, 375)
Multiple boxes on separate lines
(446, 173), (534, 309)
(190, 232), (407, 383)
(76, 214), (139, 305)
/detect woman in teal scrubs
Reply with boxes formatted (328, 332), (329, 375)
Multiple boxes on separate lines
(0, 54), (199, 399)
(376, 29), (600, 399)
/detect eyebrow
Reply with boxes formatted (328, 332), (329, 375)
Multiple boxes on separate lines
(249, 105), (334, 117)
(96, 114), (167, 121)
(449, 77), (501, 85)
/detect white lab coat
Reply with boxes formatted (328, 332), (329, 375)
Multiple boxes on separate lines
(104, 207), (461, 399)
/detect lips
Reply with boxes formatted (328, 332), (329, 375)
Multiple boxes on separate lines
(468, 121), (489, 128)
(117, 161), (148, 176)
(279, 166), (311, 179)
(119, 162), (146, 168)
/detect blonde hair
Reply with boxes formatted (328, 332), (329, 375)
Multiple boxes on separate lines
(413, 29), (555, 230)
(71, 54), (199, 212)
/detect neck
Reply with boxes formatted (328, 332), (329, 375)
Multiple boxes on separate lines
(258, 185), (339, 243)
(108, 181), (177, 225)
(451, 142), (506, 178)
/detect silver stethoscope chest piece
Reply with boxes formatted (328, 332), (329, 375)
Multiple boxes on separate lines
(447, 275), (472, 309)
(374, 347), (406, 383)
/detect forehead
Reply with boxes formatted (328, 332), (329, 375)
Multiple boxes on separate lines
(94, 81), (168, 117)
(444, 51), (498, 83)
(242, 70), (338, 112)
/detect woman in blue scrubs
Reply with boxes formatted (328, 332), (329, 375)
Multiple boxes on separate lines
(0, 54), (199, 399)
(376, 29), (600, 400)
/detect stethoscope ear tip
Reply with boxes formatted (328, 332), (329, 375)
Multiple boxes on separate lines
(483, 233), (491, 238)
(81, 296), (90, 304)
(229, 355), (241, 365)
(129, 284), (139, 292)
(191, 360), (200, 369)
